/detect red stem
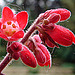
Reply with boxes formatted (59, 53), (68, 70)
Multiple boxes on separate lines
(20, 25), (36, 44)
(0, 53), (12, 73)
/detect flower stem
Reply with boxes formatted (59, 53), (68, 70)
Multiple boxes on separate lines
(20, 13), (44, 44)
(20, 25), (36, 44)
(0, 53), (12, 73)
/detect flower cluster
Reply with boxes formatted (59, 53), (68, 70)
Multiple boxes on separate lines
(37, 8), (75, 48)
(0, 7), (75, 73)
(25, 35), (51, 68)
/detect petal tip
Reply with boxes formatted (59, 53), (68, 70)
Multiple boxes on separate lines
(16, 11), (28, 29)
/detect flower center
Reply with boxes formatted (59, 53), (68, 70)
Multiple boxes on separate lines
(1, 21), (19, 37)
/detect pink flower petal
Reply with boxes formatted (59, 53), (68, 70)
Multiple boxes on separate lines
(2, 7), (14, 22)
(16, 11), (28, 29)
(0, 33), (8, 40)
(20, 46), (37, 68)
(46, 25), (74, 46)
(10, 30), (24, 41)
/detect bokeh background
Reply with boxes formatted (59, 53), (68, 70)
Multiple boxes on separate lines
(0, 0), (75, 75)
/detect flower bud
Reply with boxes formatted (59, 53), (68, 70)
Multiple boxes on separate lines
(50, 8), (71, 21)
(46, 25), (75, 46)
(7, 46), (13, 54)
(34, 47), (46, 64)
(37, 43), (52, 68)
(12, 52), (20, 60)
(45, 38), (55, 48)
(10, 42), (22, 52)
(32, 35), (41, 43)
(47, 13), (60, 23)
(20, 46), (37, 68)
(44, 8), (71, 21)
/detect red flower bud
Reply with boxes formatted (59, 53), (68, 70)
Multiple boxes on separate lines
(10, 42), (22, 52)
(45, 38), (56, 48)
(26, 41), (35, 52)
(45, 25), (74, 46)
(20, 46), (37, 68)
(36, 43), (52, 68)
(32, 35), (41, 43)
(34, 47), (46, 64)
(12, 52), (20, 60)
(44, 8), (71, 21)
(42, 23), (55, 31)
(7, 46), (13, 54)
(50, 8), (71, 21)
(47, 13), (60, 23)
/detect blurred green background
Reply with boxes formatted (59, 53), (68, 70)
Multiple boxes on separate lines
(0, 0), (75, 75)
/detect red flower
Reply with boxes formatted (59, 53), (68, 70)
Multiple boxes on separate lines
(38, 8), (75, 48)
(0, 7), (28, 41)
